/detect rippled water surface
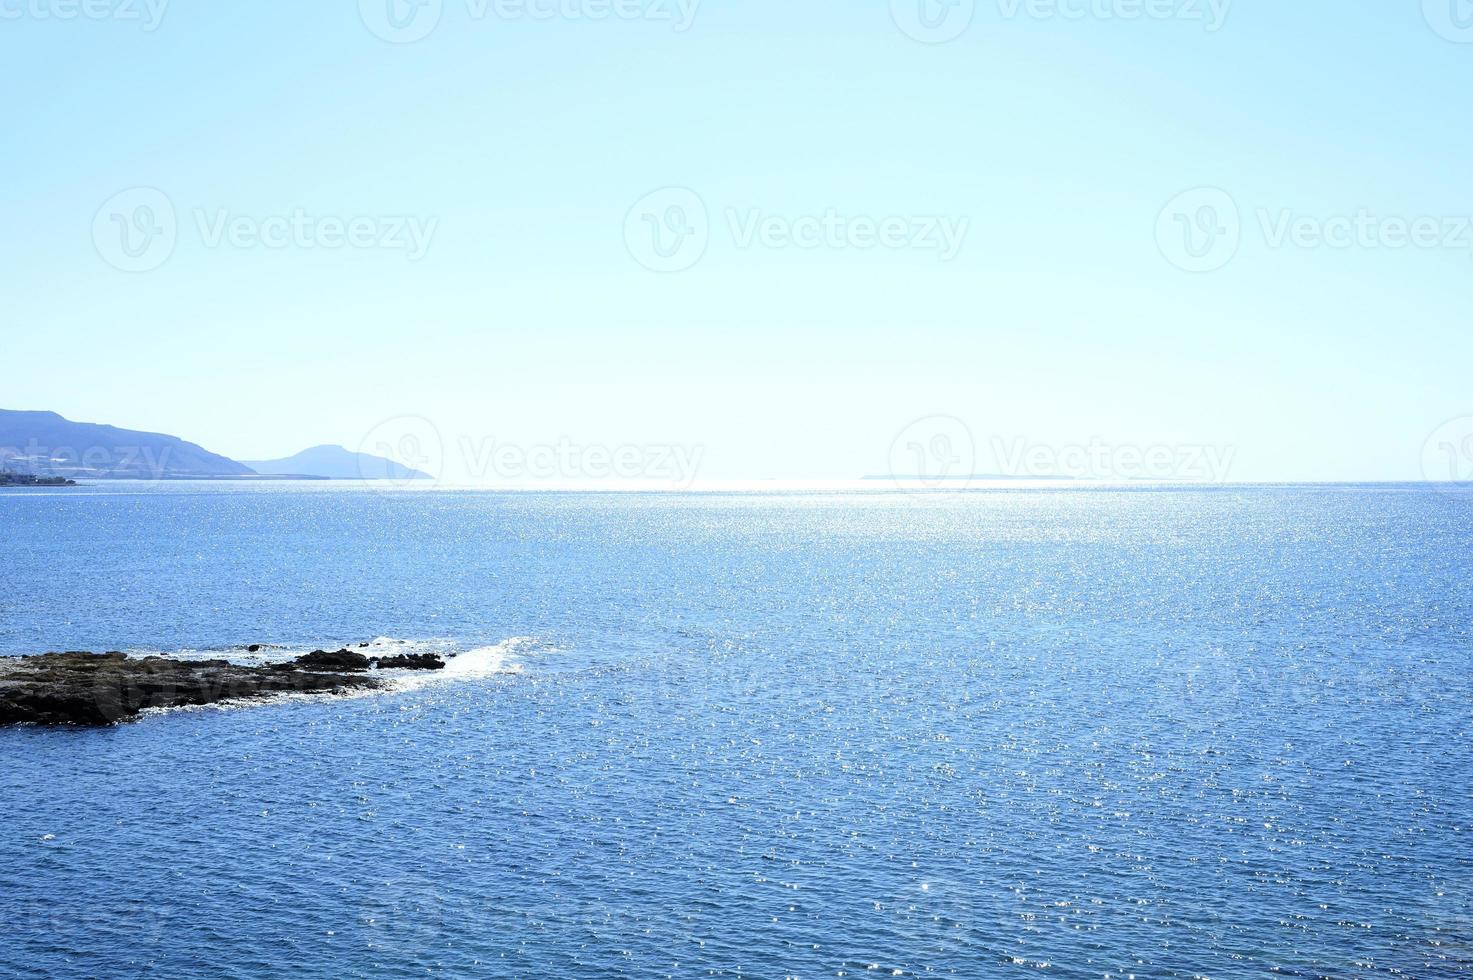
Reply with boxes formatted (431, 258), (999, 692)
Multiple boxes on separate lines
(2, 484), (1471, 978)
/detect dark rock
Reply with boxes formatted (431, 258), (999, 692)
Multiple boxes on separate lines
(0, 652), (382, 727)
(246, 644), (263, 653)
(288, 649), (373, 673)
(0, 471), (76, 487)
(372, 653), (446, 671)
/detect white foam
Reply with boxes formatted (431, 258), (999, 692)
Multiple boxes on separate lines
(384, 636), (533, 691)
(446, 638), (534, 677)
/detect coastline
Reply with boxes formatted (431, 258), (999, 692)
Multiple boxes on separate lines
(0, 648), (445, 726)
(0, 472), (75, 487)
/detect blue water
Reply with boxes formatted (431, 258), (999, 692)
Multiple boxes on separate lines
(1, 484), (1470, 978)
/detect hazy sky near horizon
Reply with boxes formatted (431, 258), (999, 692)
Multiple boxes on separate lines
(3, 1), (1472, 483)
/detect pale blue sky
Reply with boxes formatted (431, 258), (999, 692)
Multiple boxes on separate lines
(3, 2), (1471, 483)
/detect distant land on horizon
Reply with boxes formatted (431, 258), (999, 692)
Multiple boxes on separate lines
(862, 474), (1080, 482)
(242, 445), (433, 481)
(0, 410), (427, 481)
(0, 409), (255, 480)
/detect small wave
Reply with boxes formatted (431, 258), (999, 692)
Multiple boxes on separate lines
(388, 636), (538, 691)
(444, 637), (538, 677)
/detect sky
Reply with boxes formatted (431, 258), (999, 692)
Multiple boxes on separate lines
(3, 0), (1472, 485)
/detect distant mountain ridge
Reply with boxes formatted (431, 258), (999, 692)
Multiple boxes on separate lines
(242, 444), (433, 481)
(2, 410), (433, 481)
(0, 409), (254, 479)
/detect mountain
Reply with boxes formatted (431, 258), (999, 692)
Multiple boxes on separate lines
(0, 409), (255, 480)
(241, 444), (433, 481)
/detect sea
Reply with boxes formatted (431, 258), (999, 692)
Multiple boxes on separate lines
(1, 483), (1470, 978)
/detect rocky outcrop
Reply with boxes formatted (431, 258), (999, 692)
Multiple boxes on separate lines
(0, 651), (383, 726)
(0, 471), (75, 486)
(263, 649), (448, 673)
(0, 643), (455, 727)
(284, 649), (374, 673)
(373, 653), (447, 671)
